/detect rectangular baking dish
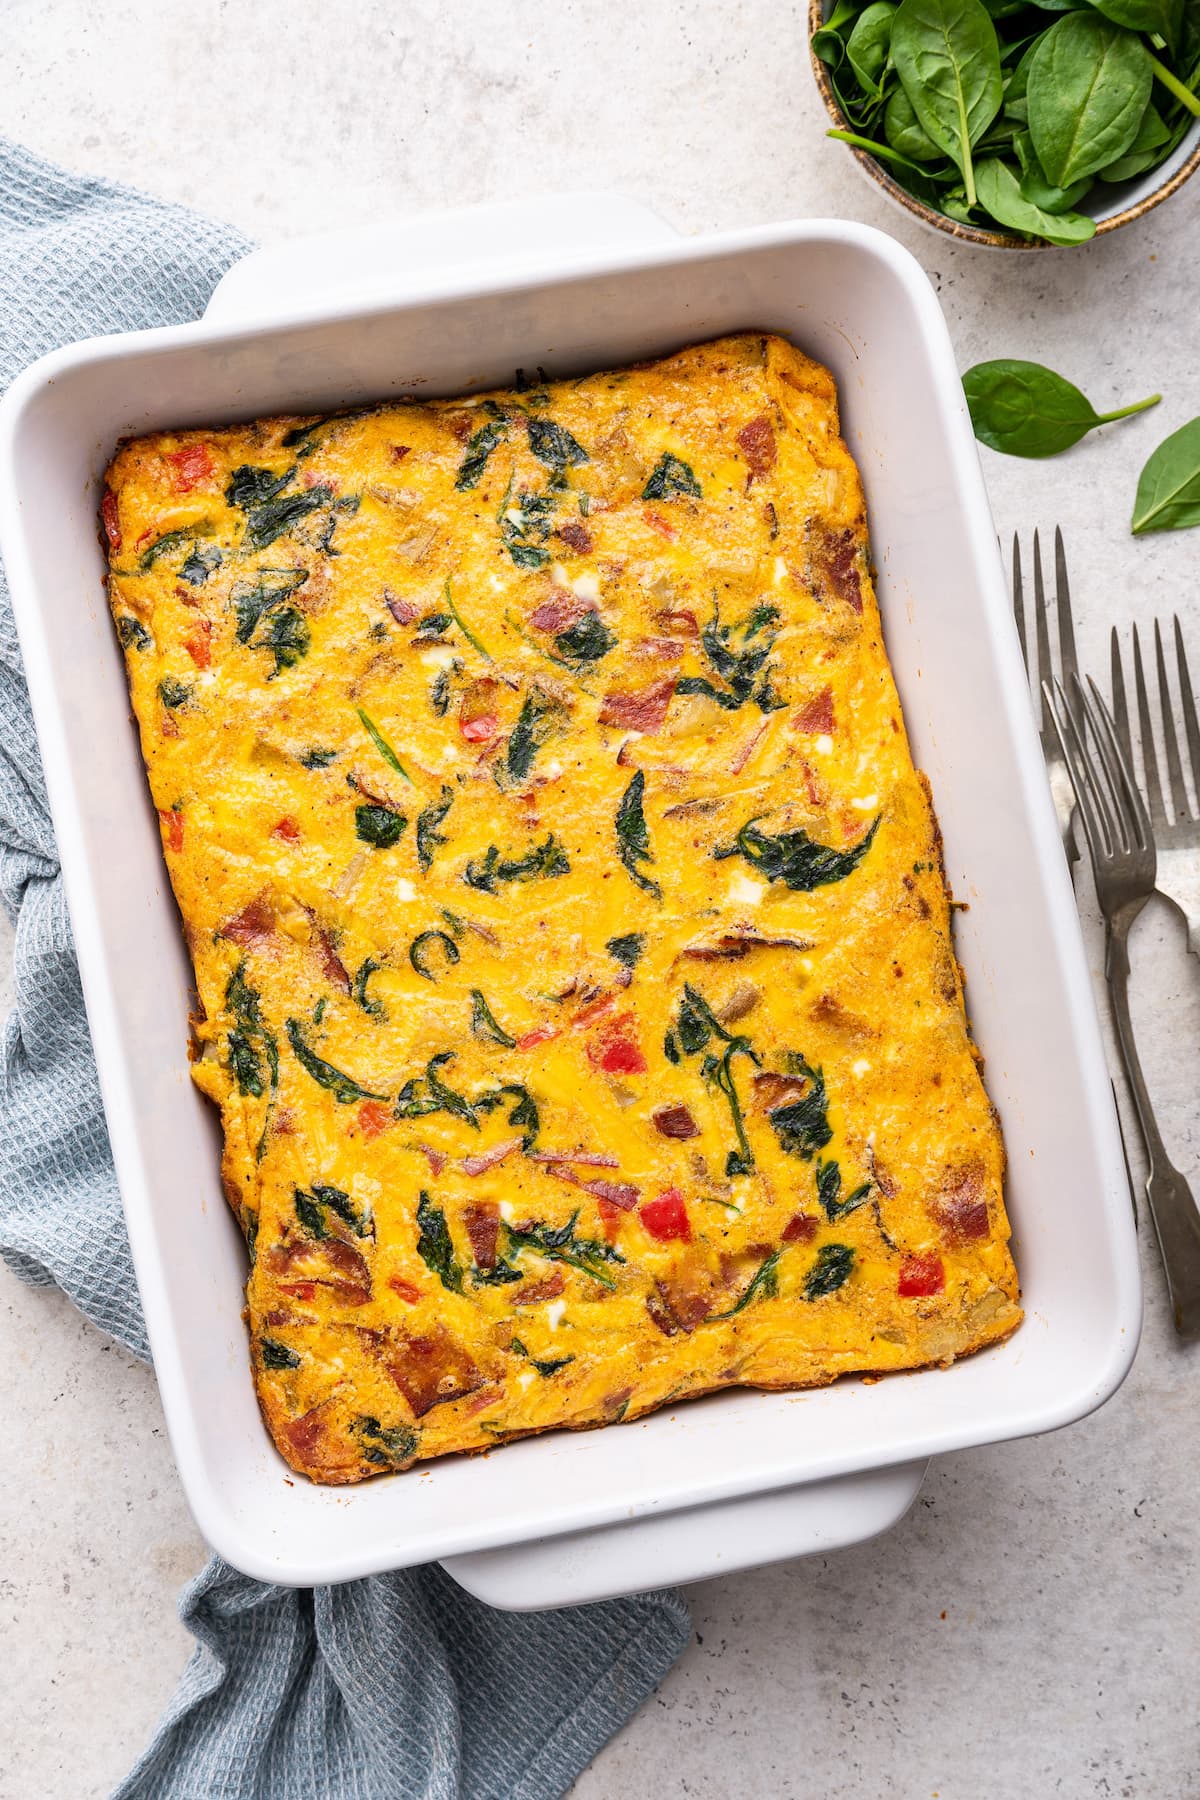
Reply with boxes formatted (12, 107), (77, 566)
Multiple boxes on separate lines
(0, 202), (1141, 1594)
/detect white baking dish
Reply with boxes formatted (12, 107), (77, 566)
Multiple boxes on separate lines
(0, 197), (1140, 1605)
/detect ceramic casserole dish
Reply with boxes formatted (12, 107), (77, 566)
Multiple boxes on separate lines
(0, 198), (1140, 1606)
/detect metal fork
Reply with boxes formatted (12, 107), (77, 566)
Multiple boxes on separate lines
(1111, 615), (1200, 959)
(1047, 673), (1200, 1338)
(1012, 527), (1079, 877)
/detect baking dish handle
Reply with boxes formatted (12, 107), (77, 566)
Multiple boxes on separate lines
(439, 1459), (927, 1612)
(204, 192), (680, 323)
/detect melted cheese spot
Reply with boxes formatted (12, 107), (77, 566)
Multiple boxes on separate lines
(727, 873), (764, 907)
(815, 733), (834, 756)
(545, 1299), (567, 1331)
(852, 794), (878, 810)
(396, 879), (416, 903)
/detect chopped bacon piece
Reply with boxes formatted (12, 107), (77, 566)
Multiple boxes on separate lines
(158, 807), (184, 853)
(737, 415), (777, 480)
(182, 618), (212, 668)
(556, 521), (593, 554)
(357, 1100), (392, 1139)
(810, 522), (864, 614)
(571, 994), (615, 1031)
(597, 1199), (626, 1242)
(513, 1270), (566, 1305)
(387, 1275), (421, 1304)
(517, 1024), (561, 1051)
(461, 1138), (522, 1178)
(165, 442), (214, 490)
(633, 637), (686, 660)
(221, 896), (275, 948)
(652, 1104), (700, 1141)
(654, 608), (698, 637)
(898, 1253), (945, 1297)
(385, 591), (416, 625)
(463, 1202), (500, 1268)
(283, 1405), (332, 1461)
(101, 488), (122, 552)
(313, 926), (351, 993)
(529, 588), (591, 634)
(264, 1237), (372, 1306)
(641, 1188), (692, 1243)
(643, 508), (677, 540)
(390, 445), (412, 463)
(413, 1143), (446, 1177)
(598, 677), (676, 734)
(932, 1165), (990, 1244)
(301, 466), (335, 491)
(548, 1166), (639, 1208)
(588, 1012), (647, 1077)
(530, 1150), (619, 1168)
(793, 687), (835, 735)
(371, 1324), (484, 1417)
(272, 816), (300, 842)
(730, 723), (768, 777)
(752, 1071), (810, 1112)
(650, 1262), (717, 1332)
(460, 712), (499, 743)
(783, 1212), (819, 1243)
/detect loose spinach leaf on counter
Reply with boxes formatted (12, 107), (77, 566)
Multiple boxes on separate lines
(416, 1189), (464, 1293)
(355, 803), (408, 849)
(803, 1242), (856, 1301)
(642, 453), (702, 501)
(470, 988), (516, 1048)
(615, 770), (662, 899)
(1027, 11), (1152, 187)
(464, 833), (570, 893)
(716, 815), (879, 891)
(1131, 416), (1200, 533)
(285, 1017), (387, 1103)
(963, 359), (1161, 457)
(416, 787), (454, 871)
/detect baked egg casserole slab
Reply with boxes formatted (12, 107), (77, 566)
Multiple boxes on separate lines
(102, 332), (1021, 1485)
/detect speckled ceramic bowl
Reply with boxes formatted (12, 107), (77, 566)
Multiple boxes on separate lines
(809, 0), (1200, 248)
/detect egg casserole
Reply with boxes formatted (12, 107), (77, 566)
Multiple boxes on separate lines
(103, 333), (1021, 1485)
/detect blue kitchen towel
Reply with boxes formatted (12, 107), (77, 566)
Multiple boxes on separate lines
(0, 138), (690, 1799)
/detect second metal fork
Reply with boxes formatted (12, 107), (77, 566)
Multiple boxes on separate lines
(1013, 527), (1079, 876)
(1048, 673), (1200, 1338)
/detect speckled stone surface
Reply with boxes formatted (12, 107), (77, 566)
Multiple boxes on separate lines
(0, 3), (1198, 1795)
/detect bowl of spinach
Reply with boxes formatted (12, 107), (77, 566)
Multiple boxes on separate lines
(810, 0), (1200, 247)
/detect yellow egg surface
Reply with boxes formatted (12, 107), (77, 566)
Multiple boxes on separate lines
(102, 332), (1021, 1485)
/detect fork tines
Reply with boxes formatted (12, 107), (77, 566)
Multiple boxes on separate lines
(1111, 615), (1200, 829)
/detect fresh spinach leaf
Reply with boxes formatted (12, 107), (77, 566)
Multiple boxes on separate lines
(963, 359), (1160, 457)
(416, 1189), (463, 1293)
(767, 1053), (833, 1160)
(138, 526), (198, 571)
(555, 611), (616, 665)
(180, 542), (223, 585)
(675, 599), (782, 714)
(352, 958), (386, 1019)
(502, 1211), (625, 1289)
(470, 988), (516, 1047)
(511, 1338), (575, 1377)
(1131, 416), (1200, 533)
(416, 787), (454, 871)
(803, 1243), (856, 1300)
(615, 770), (661, 899)
(157, 676), (192, 710)
(974, 155), (1098, 241)
(642, 453), (702, 500)
(1086, 0), (1181, 53)
(397, 1051), (479, 1129)
(1095, 98), (1172, 178)
(243, 485), (333, 553)
(816, 1159), (873, 1222)
(464, 834), (570, 893)
(409, 928), (461, 981)
(1027, 11), (1152, 187)
(884, 83), (949, 158)
(848, 1), (899, 94)
(891, 0), (1004, 205)
(355, 803), (407, 848)
(709, 1249), (782, 1319)
(716, 815), (880, 890)
(226, 464), (292, 509)
(506, 690), (555, 783)
(285, 1017), (386, 1103)
(260, 1338), (301, 1370)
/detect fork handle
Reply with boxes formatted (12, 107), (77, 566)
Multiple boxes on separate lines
(1107, 924), (1200, 1337)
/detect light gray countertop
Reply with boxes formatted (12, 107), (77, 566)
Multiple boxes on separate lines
(1, 4), (1198, 1794)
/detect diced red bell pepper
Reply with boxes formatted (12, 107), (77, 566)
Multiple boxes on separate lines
(101, 488), (122, 552)
(460, 712), (499, 743)
(898, 1253), (945, 1297)
(357, 1100), (392, 1139)
(641, 1188), (691, 1243)
(165, 442), (214, 491)
(183, 620), (212, 668)
(158, 807), (184, 853)
(272, 816), (300, 842)
(517, 1024), (561, 1050)
(387, 1275), (421, 1304)
(596, 1198), (626, 1242)
(589, 1012), (647, 1076)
